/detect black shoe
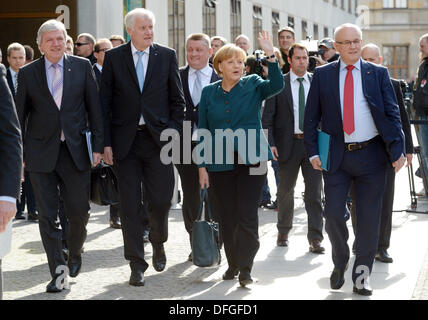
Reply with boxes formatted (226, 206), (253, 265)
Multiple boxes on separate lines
(152, 244), (166, 272)
(27, 211), (38, 221)
(222, 267), (239, 280)
(14, 212), (25, 220)
(266, 201), (277, 210)
(129, 268), (145, 286)
(330, 264), (348, 290)
(68, 255), (82, 278)
(109, 216), (121, 229)
(309, 240), (325, 254)
(46, 276), (68, 293)
(143, 229), (150, 243)
(239, 269), (253, 287)
(62, 248), (69, 262)
(258, 200), (271, 208)
(375, 248), (393, 263)
(353, 283), (373, 296)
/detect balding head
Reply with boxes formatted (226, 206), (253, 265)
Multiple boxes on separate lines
(333, 23), (363, 65)
(361, 43), (383, 65)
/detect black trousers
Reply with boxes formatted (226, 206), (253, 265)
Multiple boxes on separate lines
(210, 164), (266, 273)
(114, 127), (174, 272)
(17, 170), (37, 214)
(30, 143), (90, 278)
(276, 139), (324, 242)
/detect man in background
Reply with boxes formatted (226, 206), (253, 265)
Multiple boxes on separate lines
(75, 33), (96, 65)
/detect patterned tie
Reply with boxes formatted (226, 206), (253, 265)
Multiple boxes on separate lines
(343, 65), (355, 135)
(14, 72), (18, 95)
(51, 64), (65, 141)
(297, 78), (306, 131)
(136, 51), (145, 92)
(192, 70), (202, 106)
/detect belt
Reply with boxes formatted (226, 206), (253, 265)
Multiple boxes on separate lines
(137, 124), (147, 131)
(293, 134), (304, 140)
(344, 135), (381, 152)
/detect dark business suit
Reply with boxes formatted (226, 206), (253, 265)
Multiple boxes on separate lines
(101, 42), (185, 272)
(16, 54), (104, 278)
(6, 68), (38, 217)
(0, 63), (23, 299)
(304, 59), (404, 284)
(263, 73), (324, 243)
(176, 65), (220, 245)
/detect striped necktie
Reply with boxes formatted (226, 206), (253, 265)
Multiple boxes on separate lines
(14, 72), (18, 95)
(192, 70), (202, 106)
(51, 64), (65, 141)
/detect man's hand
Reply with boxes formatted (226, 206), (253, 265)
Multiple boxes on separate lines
(393, 155), (406, 173)
(103, 147), (114, 165)
(271, 147), (279, 161)
(312, 56), (326, 67)
(21, 162), (25, 182)
(405, 154), (413, 168)
(310, 156), (323, 171)
(199, 167), (210, 189)
(93, 152), (102, 167)
(0, 200), (16, 233)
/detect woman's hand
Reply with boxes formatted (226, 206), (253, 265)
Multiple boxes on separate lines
(258, 30), (274, 57)
(199, 167), (210, 189)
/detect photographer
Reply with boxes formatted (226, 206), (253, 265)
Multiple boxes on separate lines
(311, 38), (339, 68)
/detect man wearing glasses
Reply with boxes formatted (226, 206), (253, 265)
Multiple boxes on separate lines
(75, 33), (96, 65)
(304, 24), (405, 296)
(93, 39), (113, 86)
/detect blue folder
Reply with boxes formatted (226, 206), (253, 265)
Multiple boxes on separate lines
(317, 130), (331, 171)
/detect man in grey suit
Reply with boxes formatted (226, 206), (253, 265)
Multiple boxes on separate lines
(16, 20), (104, 293)
(0, 63), (23, 300)
(263, 43), (324, 253)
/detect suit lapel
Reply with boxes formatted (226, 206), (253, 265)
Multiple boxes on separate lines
(182, 66), (194, 107)
(210, 67), (220, 82)
(123, 42), (140, 93)
(36, 57), (59, 112)
(143, 44), (158, 92)
(61, 54), (71, 109)
(285, 73), (294, 115)
(332, 61), (342, 122)
(361, 60), (374, 103)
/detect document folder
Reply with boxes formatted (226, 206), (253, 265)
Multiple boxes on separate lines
(317, 130), (331, 171)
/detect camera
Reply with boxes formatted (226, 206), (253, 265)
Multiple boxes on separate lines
(245, 50), (268, 78)
(301, 36), (325, 73)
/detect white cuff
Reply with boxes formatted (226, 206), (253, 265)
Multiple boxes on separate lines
(0, 196), (16, 204)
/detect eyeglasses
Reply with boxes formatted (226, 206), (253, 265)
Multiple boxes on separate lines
(75, 42), (90, 47)
(335, 39), (362, 47)
(96, 48), (109, 53)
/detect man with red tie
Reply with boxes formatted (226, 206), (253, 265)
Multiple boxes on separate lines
(304, 24), (405, 296)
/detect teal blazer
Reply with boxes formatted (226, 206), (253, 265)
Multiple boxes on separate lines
(197, 61), (284, 172)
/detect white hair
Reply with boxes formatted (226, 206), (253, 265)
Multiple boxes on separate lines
(362, 43), (381, 56)
(125, 8), (156, 30)
(334, 23), (362, 41)
(420, 33), (428, 43)
(37, 19), (67, 46)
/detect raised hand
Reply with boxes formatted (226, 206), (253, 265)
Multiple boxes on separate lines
(258, 30), (274, 57)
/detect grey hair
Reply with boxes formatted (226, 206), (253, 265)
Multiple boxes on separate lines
(334, 23), (362, 41)
(235, 34), (250, 43)
(125, 8), (156, 30)
(362, 43), (381, 56)
(420, 33), (428, 43)
(36, 19), (67, 46)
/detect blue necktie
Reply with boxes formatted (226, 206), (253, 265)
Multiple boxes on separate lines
(136, 51), (145, 92)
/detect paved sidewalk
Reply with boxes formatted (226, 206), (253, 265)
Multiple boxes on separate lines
(2, 167), (428, 300)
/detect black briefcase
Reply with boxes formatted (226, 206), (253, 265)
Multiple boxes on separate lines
(191, 187), (221, 267)
(90, 162), (119, 206)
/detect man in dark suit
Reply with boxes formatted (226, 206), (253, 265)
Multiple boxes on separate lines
(263, 43), (324, 253)
(6, 42), (38, 222)
(16, 20), (104, 293)
(177, 33), (220, 261)
(0, 63), (23, 300)
(101, 8), (185, 287)
(75, 33), (96, 65)
(304, 24), (405, 296)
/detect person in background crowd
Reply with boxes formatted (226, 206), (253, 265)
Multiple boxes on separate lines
(16, 19), (104, 293)
(277, 27), (295, 74)
(0, 62), (23, 300)
(93, 39), (113, 86)
(316, 38), (340, 65)
(198, 31), (284, 287)
(75, 33), (96, 65)
(65, 35), (74, 55)
(235, 34), (251, 55)
(24, 45), (34, 64)
(0, 48), (2, 63)
(109, 35), (126, 48)
(304, 23), (405, 296)
(264, 43), (324, 252)
(210, 36), (227, 63)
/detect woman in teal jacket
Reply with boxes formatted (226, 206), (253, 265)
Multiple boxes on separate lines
(197, 31), (284, 287)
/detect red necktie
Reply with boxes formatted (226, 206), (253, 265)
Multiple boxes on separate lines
(343, 65), (355, 135)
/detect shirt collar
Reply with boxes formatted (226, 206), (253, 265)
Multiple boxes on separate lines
(45, 55), (64, 69)
(131, 41), (150, 56)
(340, 58), (361, 71)
(290, 70), (309, 83)
(189, 64), (211, 77)
(9, 67), (17, 77)
(95, 63), (102, 72)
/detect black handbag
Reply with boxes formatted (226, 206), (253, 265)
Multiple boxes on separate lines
(90, 161), (120, 206)
(191, 187), (221, 267)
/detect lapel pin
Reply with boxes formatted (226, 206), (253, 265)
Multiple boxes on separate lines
(367, 71), (370, 74)
(68, 69), (71, 72)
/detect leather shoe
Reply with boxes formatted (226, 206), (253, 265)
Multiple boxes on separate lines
(152, 244), (166, 272)
(353, 282), (373, 296)
(375, 248), (393, 263)
(277, 233), (289, 247)
(222, 267), (239, 280)
(27, 211), (38, 221)
(109, 216), (121, 229)
(14, 212), (25, 220)
(330, 264), (348, 290)
(46, 276), (68, 293)
(129, 269), (145, 286)
(68, 255), (82, 278)
(238, 269), (253, 287)
(309, 240), (325, 254)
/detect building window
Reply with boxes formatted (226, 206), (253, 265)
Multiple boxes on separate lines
(123, 0), (146, 41)
(272, 11), (280, 47)
(341, 0), (345, 9)
(288, 16), (295, 29)
(383, 45), (409, 79)
(302, 20), (308, 40)
(324, 26), (329, 38)
(382, 0), (408, 8)
(348, 0), (352, 13)
(253, 5), (262, 51)
(314, 24), (319, 40)
(203, 0), (216, 38)
(230, 0), (242, 42)
(168, 0), (185, 67)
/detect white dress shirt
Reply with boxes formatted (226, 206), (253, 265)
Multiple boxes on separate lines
(339, 59), (378, 143)
(9, 68), (18, 92)
(290, 71), (310, 134)
(131, 42), (150, 125)
(95, 63), (102, 73)
(188, 64), (213, 96)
